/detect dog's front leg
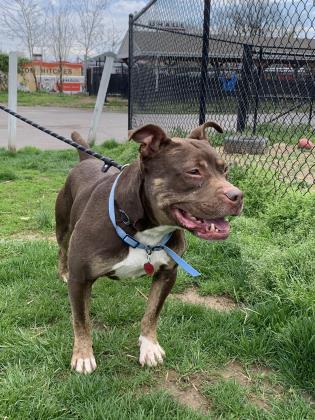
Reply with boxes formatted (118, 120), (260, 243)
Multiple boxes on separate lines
(139, 267), (177, 367)
(68, 277), (96, 374)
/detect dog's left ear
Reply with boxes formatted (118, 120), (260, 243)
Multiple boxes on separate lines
(128, 124), (170, 158)
(189, 121), (223, 141)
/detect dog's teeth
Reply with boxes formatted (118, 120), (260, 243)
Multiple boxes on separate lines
(210, 223), (215, 232)
(191, 216), (197, 221)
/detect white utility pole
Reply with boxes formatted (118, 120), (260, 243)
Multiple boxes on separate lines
(88, 52), (116, 145)
(8, 51), (18, 151)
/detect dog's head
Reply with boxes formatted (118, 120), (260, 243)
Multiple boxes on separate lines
(129, 122), (243, 240)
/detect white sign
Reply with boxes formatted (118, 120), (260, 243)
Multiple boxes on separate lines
(148, 20), (186, 31)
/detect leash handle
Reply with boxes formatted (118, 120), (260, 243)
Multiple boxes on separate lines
(0, 104), (123, 171)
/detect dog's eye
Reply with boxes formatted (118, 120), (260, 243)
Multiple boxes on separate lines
(187, 169), (201, 176)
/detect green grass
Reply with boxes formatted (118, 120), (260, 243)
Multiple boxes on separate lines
(250, 123), (314, 146)
(135, 97), (312, 116)
(169, 123), (314, 147)
(0, 90), (128, 111)
(0, 142), (314, 419)
(209, 123), (314, 147)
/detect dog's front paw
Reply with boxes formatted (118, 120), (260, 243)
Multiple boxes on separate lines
(71, 351), (97, 374)
(138, 335), (165, 367)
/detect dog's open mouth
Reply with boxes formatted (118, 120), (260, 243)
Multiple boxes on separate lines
(172, 208), (230, 240)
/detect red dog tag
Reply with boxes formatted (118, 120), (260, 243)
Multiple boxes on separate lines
(144, 262), (154, 276)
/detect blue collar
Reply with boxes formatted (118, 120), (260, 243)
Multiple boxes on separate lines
(108, 171), (200, 277)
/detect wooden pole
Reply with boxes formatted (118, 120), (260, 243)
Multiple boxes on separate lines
(8, 51), (17, 151)
(88, 52), (116, 145)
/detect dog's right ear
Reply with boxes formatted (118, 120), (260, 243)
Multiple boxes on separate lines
(128, 124), (170, 158)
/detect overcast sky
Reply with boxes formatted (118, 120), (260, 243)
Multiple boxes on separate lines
(0, 0), (147, 57)
(107, 0), (147, 37)
(0, 0), (314, 57)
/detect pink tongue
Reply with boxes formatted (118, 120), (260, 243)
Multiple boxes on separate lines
(206, 218), (229, 231)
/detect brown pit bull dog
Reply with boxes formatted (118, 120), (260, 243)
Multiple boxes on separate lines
(55, 122), (243, 374)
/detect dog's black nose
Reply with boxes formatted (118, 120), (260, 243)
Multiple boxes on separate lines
(224, 187), (243, 203)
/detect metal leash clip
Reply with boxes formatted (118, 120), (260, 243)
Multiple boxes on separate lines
(102, 162), (111, 172)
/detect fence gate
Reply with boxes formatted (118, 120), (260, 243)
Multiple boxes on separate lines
(87, 58), (128, 97)
(129, 0), (315, 193)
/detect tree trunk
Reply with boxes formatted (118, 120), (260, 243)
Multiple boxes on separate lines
(31, 63), (39, 91)
(83, 52), (88, 92)
(59, 59), (63, 93)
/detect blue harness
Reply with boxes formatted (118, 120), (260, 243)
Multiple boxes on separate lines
(108, 171), (200, 277)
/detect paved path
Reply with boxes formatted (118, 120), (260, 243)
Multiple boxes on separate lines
(0, 106), (128, 150)
(134, 112), (314, 133)
(1, 105), (313, 150)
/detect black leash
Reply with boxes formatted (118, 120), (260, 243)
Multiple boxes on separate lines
(0, 104), (124, 172)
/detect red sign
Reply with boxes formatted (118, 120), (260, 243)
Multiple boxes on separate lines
(62, 83), (81, 92)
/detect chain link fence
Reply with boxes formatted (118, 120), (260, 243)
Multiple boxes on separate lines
(127, 0), (315, 193)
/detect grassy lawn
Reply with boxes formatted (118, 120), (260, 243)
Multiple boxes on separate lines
(172, 124), (314, 147)
(0, 142), (314, 419)
(0, 91), (128, 111)
(134, 97), (312, 115)
(1, 91), (309, 119)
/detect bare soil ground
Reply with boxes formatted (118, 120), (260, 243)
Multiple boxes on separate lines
(218, 143), (315, 189)
(162, 370), (211, 415)
(159, 363), (283, 415)
(173, 288), (237, 312)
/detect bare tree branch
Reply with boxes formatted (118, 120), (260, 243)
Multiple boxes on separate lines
(227, 0), (283, 38)
(0, 0), (45, 90)
(105, 19), (123, 52)
(48, 0), (75, 93)
(73, 0), (108, 88)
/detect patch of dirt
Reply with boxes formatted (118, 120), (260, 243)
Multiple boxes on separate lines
(217, 143), (315, 189)
(251, 364), (274, 377)
(249, 394), (270, 410)
(93, 319), (110, 331)
(219, 361), (250, 386)
(143, 362), (312, 414)
(173, 288), (237, 312)
(217, 361), (282, 410)
(7, 233), (56, 241)
(161, 370), (211, 415)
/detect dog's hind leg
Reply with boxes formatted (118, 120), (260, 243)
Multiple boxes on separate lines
(139, 267), (177, 367)
(68, 275), (96, 374)
(55, 186), (72, 282)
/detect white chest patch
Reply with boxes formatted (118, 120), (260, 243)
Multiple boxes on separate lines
(112, 226), (176, 279)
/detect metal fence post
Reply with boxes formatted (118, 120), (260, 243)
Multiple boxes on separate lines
(236, 44), (253, 132)
(309, 99), (313, 127)
(252, 47), (263, 135)
(199, 0), (211, 126)
(128, 13), (134, 130)
(308, 82), (314, 126)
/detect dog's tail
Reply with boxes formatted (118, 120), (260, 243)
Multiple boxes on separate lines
(71, 131), (93, 161)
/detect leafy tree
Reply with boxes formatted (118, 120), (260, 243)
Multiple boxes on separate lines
(0, 53), (30, 90)
(0, 53), (9, 73)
